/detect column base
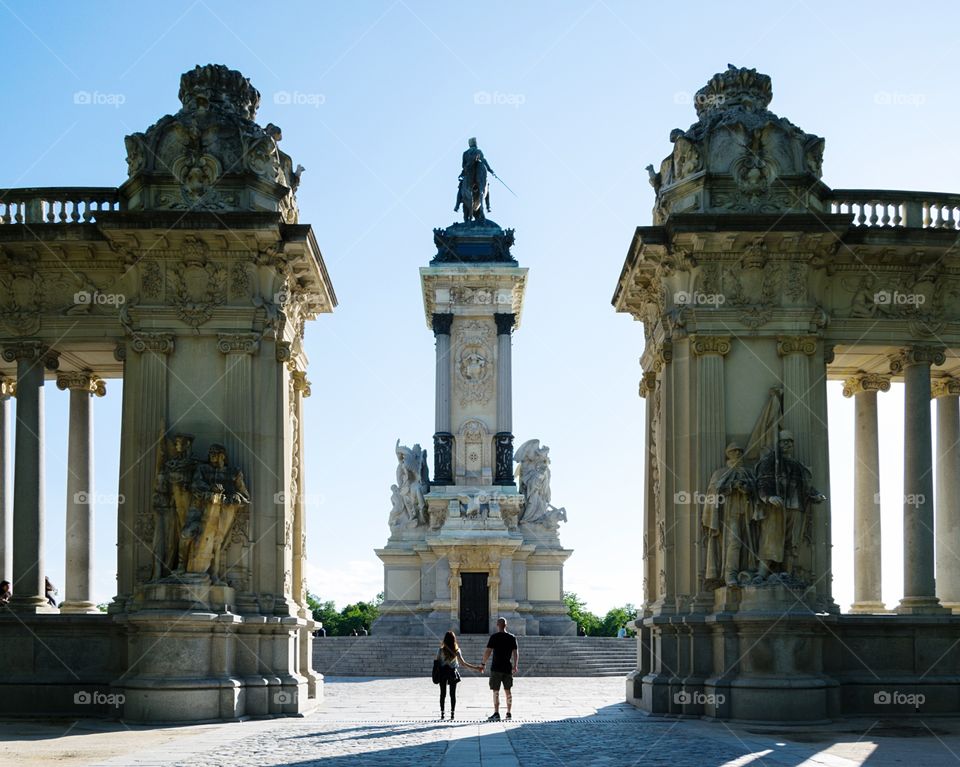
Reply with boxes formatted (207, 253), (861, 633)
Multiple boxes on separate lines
(6, 596), (58, 614)
(60, 601), (101, 614)
(896, 596), (948, 615)
(941, 601), (960, 614)
(848, 601), (889, 614)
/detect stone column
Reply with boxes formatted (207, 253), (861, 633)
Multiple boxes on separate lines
(57, 371), (106, 613)
(933, 377), (960, 611)
(449, 563), (460, 623)
(488, 571), (501, 634)
(117, 333), (172, 606)
(0, 378), (14, 585)
(891, 346), (947, 614)
(777, 336), (817, 465)
(2, 342), (58, 612)
(843, 372), (890, 613)
(494, 313), (516, 486)
(288, 369), (310, 613)
(691, 335), (729, 607)
(432, 313), (454, 485)
(639, 371), (657, 611)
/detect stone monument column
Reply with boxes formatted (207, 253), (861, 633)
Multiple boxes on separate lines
(933, 377), (960, 611)
(843, 372), (890, 613)
(639, 371), (657, 611)
(494, 312), (516, 485)
(432, 313), (454, 484)
(57, 371), (106, 614)
(691, 335), (730, 607)
(892, 346), (946, 614)
(114, 333), (172, 611)
(2, 342), (58, 612)
(0, 378), (14, 585)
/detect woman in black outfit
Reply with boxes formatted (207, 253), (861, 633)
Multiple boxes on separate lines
(436, 630), (481, 720)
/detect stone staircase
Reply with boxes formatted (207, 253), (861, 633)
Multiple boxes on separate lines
(313, 636), (637, 677)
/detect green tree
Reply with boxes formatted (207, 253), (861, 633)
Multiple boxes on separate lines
(563, 591), (600, 636)
(307, 592), (341, 635)
(600, 604), (638, 637)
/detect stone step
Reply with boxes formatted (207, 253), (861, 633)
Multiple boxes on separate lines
(313, 636), (636, 677)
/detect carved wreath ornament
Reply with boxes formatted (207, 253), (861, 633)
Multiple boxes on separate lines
(456, 320), (493, 406)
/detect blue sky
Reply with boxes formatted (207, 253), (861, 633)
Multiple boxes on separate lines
(1, 1), (958, 614)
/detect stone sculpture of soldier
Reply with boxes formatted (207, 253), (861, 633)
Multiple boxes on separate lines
(702, 442), (758, 587)
(390, 440), (429, 528)
(179, 443), (250, 582)
(455, 137), (494, 222)
(754, 430), (825, 579)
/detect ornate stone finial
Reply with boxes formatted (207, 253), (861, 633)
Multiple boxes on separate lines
(842, 372), (891, 398)
(177, 64), (260, 120)
(694, 64), (773, 118)
(56, 371), (106, 397)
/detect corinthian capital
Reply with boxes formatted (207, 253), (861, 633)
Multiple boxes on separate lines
(2, 341), (59, 370)
(842, 371), (891, 398)
(639, 371), (657, 399)
(690, 335), (731, 357)
(217, 333), (260, 355)
(128, 332), (175, 355)
(931, 377), (960, 399)
(889, 345), (946, 374)
(777, 336), (817, 357)
(653, 341), (673, 372)
(56, 371), (106, 397)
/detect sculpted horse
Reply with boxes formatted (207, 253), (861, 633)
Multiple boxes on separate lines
(458, 157), (490, 223)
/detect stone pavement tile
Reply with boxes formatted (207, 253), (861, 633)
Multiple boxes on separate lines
(5, 678), (960, 766)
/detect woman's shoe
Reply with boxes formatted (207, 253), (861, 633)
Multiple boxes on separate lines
(440, 711), (445, 719)
(450, 711), (455, 720)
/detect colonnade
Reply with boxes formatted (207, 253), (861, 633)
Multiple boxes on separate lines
(0, 341), (105, 613)
(843, 345), (958, 614)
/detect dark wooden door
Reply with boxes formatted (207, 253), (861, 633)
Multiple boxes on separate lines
(459, 572), (489, 634)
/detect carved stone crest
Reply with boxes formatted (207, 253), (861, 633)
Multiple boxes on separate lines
(455, 320), (493, 406)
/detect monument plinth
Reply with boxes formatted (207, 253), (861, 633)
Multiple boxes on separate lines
(374, 142), (574, 636)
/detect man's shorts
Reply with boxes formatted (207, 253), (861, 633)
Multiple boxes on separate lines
(489, 671), (513, 691)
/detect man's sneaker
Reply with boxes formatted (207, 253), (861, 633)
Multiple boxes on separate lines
(487, 712), (501, 721)
(505, 712), (512, 720)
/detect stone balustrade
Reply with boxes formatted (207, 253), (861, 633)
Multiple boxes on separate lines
(0, 187), (121, 224)
(828, 189), (960, 229)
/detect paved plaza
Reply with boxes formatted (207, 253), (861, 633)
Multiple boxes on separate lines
(2, 677), (960, 766)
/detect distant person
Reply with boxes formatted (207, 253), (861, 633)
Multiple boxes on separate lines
(44, 577), (57, 608)
(0, 581), (10, 605)
(480, 617), (518, 721)
(350, 628), (358, 637)
(313, 622), (326, 638)
(577, 625), (586, 637)
(436, 630), (482, 720)
(617, 626), (627, 638)
(361, 627), (369, 636)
